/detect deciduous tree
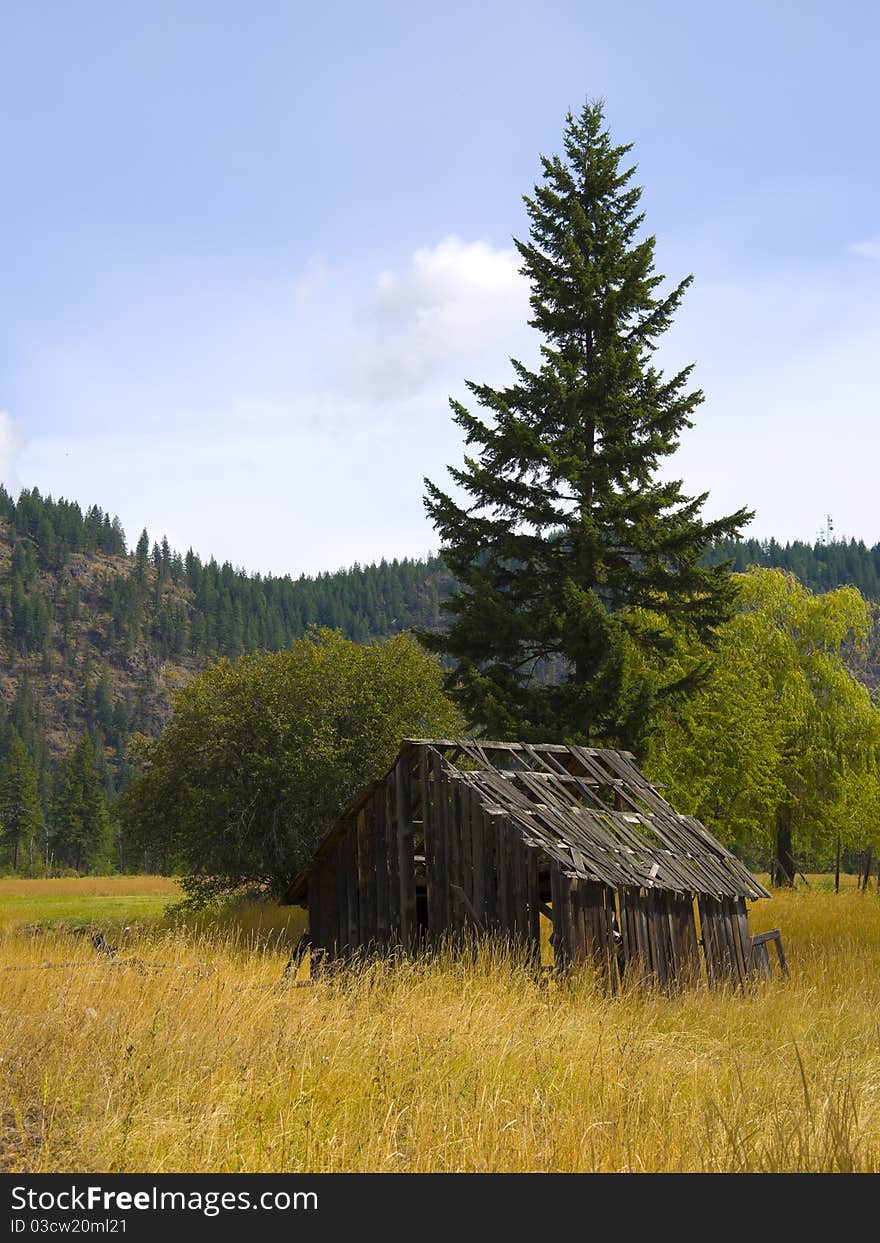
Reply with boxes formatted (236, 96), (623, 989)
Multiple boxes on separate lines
(647, 569), (880, 879)
(119, 628), (463, 903)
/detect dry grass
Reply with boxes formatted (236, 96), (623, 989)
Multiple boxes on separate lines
(0, 876), (182, 898)
(1, 881), (879, 1173)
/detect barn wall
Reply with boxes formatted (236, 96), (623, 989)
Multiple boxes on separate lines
(307, 751), (420, 961)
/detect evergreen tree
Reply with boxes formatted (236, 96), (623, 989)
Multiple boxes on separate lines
(51, 735), (113, 873)
(0, 731), (43, 871)
(423, 101), (752, 749)
(135, 528), (150, 579)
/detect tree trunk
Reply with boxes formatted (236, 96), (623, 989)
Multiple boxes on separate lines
(12, 839), (18, 872)
(774, 803), (796, 887)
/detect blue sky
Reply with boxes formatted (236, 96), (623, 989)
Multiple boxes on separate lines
(2, 1), (878, 574)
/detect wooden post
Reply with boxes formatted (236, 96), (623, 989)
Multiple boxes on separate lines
(484, 813), (498, 933)
(431, 750), (449, 930)
(335, 839), (348, 959)
(345, 824), (359, 954)
(497, 820), (511, 938)
(395, 757), (417, 950)
(356, 808), (376, 948)
(420, 747), (437, 937)
(471, 791), (485, 930)
(386, 779), (401, 939)
(834, 836), (841, 894)
(375, 789), (389, 944)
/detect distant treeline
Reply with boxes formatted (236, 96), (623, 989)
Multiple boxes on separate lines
(704, 537), (880, 601)
(0, 485), (448, 666)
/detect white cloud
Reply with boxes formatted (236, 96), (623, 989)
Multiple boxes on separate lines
(341, 236), (533, 402)
(849, 236), (880, 260)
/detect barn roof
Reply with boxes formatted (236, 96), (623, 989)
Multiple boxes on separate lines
(287, 738), (770, 903)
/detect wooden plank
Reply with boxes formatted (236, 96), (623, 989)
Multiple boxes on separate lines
(579, 882), (606, 981)
(661, 892), (681, 986)
(630, 889), (651, 982)
(511, 826), (528, 945)
(670, 894), (698, 988)
(751, 937), (772, 977)
(395, 757), (417, 951)
(356, 807), (376, 948)
(345, 823), (359, 955)
(699, 897), (733, 988)
(471, 790), (486, 931)
(460, 783), (474, 931)
(728, 896), (751, 986)
(385, 779), (401, 941)
(497, 819), (511, 937)
(450, 782), (464, 932)
(700, 897), (721, 986)
(374, 787), (389, 944)
(431, 750), (450, 930)
(750, 929), (790, 978)
(617, 888), (634, 975)
(772, 933), (790, 978)
(484, 812), (498, 932)
(335, 837), (348, 959)
(682, 897), (704, 988)
(450, 883), (482, 928)
(567, 878), (581, 963)
(720, 899), (740, 984)
(318, 857), (338, 959)
(419, 746), (437, 936)
(720, 898), (744, 987)
(525, 845), (541, 959)
(606, 889), (621, 993)
(647, 889), (668, 987)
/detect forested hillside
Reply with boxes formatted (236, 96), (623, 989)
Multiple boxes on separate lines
(0, 486), (448, 868)
(704, 536), (880, 600)
(0, 482), (878, 872)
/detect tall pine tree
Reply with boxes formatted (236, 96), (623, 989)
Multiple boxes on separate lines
(51, 735), (113, 873)
(0, 732), (43, 871)
(423, 101), (752, 750)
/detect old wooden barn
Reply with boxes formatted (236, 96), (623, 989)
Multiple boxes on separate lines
(286, 738), (782, 988)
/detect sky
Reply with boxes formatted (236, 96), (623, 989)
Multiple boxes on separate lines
(1, 0), (878, 576)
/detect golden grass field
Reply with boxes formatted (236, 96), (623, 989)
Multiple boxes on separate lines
(1, 874), (878, 1173)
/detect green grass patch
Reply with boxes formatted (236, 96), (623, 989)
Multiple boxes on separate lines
(0, 892), (177, 929)
(0, 876), (182, 930)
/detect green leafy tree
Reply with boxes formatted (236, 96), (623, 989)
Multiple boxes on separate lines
(0, 732), (43, 871)
(423, 101), (751, 749)
(51, 735), (113, 873)
(647, 569), (880, 879)
(119, 628), (463, 903)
